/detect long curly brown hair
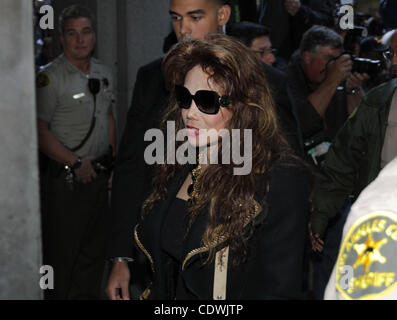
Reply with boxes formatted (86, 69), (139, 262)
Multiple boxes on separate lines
(142, 34), (293, 266)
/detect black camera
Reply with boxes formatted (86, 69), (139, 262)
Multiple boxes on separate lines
(329, 52), (383, 78)
(351, 57), (382, 76)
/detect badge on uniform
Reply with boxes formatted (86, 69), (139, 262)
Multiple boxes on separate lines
(36, 73), (50, 88)
(335, 211), (397, 299)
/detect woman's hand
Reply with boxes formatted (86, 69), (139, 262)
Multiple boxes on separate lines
(106, 261), (131, 300)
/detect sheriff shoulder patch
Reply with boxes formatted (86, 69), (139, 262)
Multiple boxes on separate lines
(335, 211), (397, 300)
(36, 73), (50, 88)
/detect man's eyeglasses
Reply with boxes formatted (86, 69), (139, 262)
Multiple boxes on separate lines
(175, 85), (231, 115)
(253, 48), (277, 58)
(383, 49), (397, 60)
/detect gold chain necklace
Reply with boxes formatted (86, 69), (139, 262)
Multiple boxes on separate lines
(187, 152), (205, 205)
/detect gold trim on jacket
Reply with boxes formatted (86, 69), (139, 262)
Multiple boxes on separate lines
(134, 201), (261, 300)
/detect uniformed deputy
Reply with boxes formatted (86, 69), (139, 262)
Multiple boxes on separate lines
(324, 156), (397, 300)
(36, 5), (116, 300)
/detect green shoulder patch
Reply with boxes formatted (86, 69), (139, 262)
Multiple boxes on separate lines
(336, 211), (397, 300)
(36, 73), (50, 88)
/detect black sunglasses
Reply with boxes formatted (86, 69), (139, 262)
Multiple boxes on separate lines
(175, 85), (231, 115)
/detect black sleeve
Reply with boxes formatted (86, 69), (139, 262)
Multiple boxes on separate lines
(259, 165), (311, 299)
(107, 61), (165, 259)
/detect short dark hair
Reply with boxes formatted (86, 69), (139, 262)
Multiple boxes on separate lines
(59, 5), (95, 35)
(227, 21), (270, 47)
(300, 25), (343, 56)
(210, 0), (231, 7)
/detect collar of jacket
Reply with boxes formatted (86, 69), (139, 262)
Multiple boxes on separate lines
(134, 164), (192, 272)
(181, 172), (269, 271)
(181, 197), (264, 272)
(134, 165), (269, 277)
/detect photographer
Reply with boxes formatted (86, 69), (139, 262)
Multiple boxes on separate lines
(286, 25), (368, 167)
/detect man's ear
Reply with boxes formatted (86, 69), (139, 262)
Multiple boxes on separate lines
(217, 5), (231, 27)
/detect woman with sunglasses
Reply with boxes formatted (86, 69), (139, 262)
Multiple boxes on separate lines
(133, 34), (311, 300)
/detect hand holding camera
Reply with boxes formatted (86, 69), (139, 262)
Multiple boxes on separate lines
(346, 72), (370, 92)
(326, 53), (353, 85)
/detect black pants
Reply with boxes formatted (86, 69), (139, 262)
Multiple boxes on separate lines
(41, 170), (110, 300)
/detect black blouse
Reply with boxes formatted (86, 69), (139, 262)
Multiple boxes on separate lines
(161, 197), (189, 262)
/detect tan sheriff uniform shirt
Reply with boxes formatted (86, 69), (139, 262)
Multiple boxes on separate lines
(324, 156), (397, 300)
(36, 54), (115, 158)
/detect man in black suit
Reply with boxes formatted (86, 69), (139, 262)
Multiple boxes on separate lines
(106, 0), (303, 300)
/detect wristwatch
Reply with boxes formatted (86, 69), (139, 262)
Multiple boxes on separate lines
(71, 157), (83, 170)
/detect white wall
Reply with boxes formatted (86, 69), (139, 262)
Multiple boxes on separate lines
(0, 0), (42, 300)
(0, 0), (172, 299)
(102, 0), (171, 137)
